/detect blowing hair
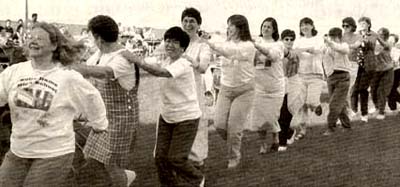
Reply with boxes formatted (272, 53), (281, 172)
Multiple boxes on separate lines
(227, 14), (252, 41)
(259, 17), (279, 41)
(32, 22), (77, 66)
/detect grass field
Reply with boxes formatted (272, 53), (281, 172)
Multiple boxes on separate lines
(130, 75), (400, 187)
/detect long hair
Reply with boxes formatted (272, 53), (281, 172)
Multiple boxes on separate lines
(32, 22), (77, 66)
(227, 15), (252, 41)
(259, 17), (279, 41)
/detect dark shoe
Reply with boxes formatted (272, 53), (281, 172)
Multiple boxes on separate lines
(270, 143), (279, 152)
(341, 122), (351, 129)
(216, 128), (227, 141)
(315, 105), (323, 116)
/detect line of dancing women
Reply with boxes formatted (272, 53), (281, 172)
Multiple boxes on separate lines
(1, 7), (400, 187)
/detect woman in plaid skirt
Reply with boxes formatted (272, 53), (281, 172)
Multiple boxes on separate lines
(73, 15), (138, 187)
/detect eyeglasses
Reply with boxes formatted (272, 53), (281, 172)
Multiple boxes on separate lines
(284, 38), (294, 42)
(342, 24), (350, 28)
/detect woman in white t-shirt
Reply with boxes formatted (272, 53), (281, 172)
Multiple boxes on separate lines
(122, 26), (205, 187)
(0, 22), (108, 187)
(199, 14), (256, 169)
(291, 17), (325, 140)
(250, 17), (285, 153)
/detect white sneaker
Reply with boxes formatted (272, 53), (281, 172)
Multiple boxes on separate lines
(287, 129), (296, 145)
(259, 143), (268, 154)
(124, 170), (136, 187)
(376, 114), (385, 120)
(348, 110), (357, 118)
(368, 107), (376, 114)
(199, 176), (205, 187)
(278, 146), (287, 152)
(360, 115), (368, 122)
(388, 110), (398, 116)
(227, 159), (240, 168)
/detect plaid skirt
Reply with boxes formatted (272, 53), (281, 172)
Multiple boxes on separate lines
(84, 79), (139, 168)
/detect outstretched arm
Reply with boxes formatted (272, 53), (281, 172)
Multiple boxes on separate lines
(120, 50), (172, 77)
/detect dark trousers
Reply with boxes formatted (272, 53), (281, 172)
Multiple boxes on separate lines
(155, 116), (203, 187)
(351, 66), (373, 116)
(388, 68), (400, 110)
(278, 94), (294, 146)
(0, 151), (74, 187)
(370, 69), (394, 114)
(327, 71), (351, 128)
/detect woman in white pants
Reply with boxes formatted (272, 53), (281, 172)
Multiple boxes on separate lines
(200, 14), (256, 169)
(250, 17), (285, 153)
(291, 17), (325, 140)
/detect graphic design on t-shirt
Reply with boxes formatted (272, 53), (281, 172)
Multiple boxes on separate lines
(254, 51), (272, 69)
(14, 77), (58, 111)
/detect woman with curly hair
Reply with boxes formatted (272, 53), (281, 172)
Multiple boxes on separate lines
(0, 22), (108, 187)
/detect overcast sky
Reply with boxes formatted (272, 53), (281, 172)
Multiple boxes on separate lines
(1, 0), (400, 34)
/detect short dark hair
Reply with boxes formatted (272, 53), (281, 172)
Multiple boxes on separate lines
(378, 27), (390, 41)
(164, 26), (190, 51)
(328, 27), (343, 39)
(358, 16), (371, 30)
(32, 13), (38, 18)
(227, 14), (252, 41)
(299, 17), (318, 37)
(181, 7), (202, 25)
(259, 17), (279, 41)
(389, 34), (399, 43)
(342, 17), (357, 32)
(88, 15), (119, 42)
(281, 29), (296, 40)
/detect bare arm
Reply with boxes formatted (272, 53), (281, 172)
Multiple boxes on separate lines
(120, 50), (172, 77)
(325, 39), (350, 54)
(72, 64), (115, 79)
(253, 42), (281, 61)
